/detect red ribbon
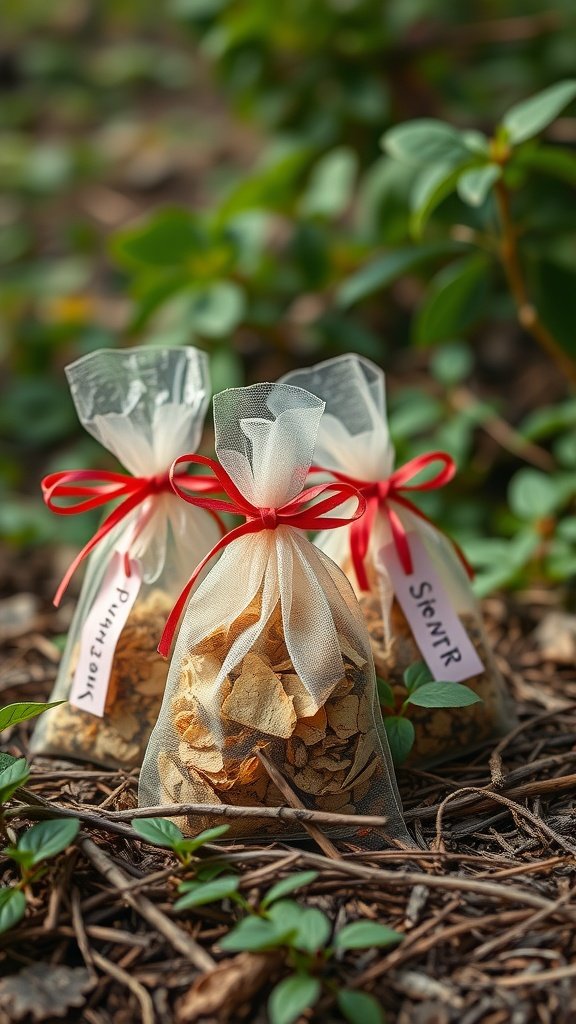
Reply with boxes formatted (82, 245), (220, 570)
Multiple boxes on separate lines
(157, 453), (366, 658)
(315, 452), (472, 590)
(42, 466), (223, 607)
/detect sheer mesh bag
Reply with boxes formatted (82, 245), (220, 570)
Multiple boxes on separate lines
(31, 347), (222, 770)
(139, 382), (409, 842)
(281, 356), (516, 768)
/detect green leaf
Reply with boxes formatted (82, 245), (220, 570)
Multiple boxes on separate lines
(430, 342), (474, 386)
(383, 120), (468, 166)
(261, 871), (318, 909)
(130, 817), (183, 849)
(268, 975), (321, 1024)
(403, 661), (433, 694)
(508, 468), (565, 520)
(383, 716), (415, 766)
(186, 281), (246, 338)
(18, 818), (79, 865)
(519, 400), (576, 440)
(293, 907), (332, 953)
(472, 528), (540, 598)
(112, 208), (209, 268)
(336, 242), (466, 308)
(335, 921), (404, 951)
(218, 146), (311, 218)
(389, 391), (444, 439)
(0, 700), (64, 733)
(377, 677), (395, 709)
(267, 900), (331, 953)
(174, 876), (239, 910)
(457, 164), (501, 206)
(219, 915), (296, 953)
(300, 147), (358, 218)
(338, 989), (385, 1024)
(0, 758), (30, 804)
(414, 255), (490, 346)
(0, 887), (26, 935)
(0, 752), (19, 775)
(515, 145), (576, 186)
(174, 824), (230, 855)
(407, 682), (482, 709)
(410, 162), (469, 237)
(503, 80), (576, 145)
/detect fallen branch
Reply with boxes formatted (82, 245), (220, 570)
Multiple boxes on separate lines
(80, 837), (215, 973)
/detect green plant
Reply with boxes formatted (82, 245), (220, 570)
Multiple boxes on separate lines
(377, 661), (482, 766)
(173, 866), (402, 1023)
(131, 816), (230, 867)
(0, 819), (80, 934)
(0, 700), (79, 934)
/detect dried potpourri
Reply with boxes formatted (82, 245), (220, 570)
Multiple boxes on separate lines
(31, 348), (222, 770)
(140, 382), (408, 842)
(281, 355), (516, 767)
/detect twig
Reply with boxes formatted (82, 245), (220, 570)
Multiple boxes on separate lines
(296, 850), (576, 920)
(91, 949), (155, 1024)
(434, 786), (576, 856)
(491, 961), (576, 988)
(450, 386), (555, 471)
(80, 837), (215, 973)
(108, 802), (390, 830)
(71, 888), (96, 975)
(256, 749), (341, 860)
(472, 890), (574, 960)
(494, 176), (576, 388)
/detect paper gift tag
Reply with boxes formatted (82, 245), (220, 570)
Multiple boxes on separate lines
(69, 552), (142, 717)
(379, 532), (484, 683)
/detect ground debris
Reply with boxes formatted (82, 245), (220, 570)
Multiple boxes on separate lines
(0, 964), (93, 1021)
(2, 562), (576, 1023)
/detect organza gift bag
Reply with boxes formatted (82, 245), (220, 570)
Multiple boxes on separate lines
(31, 347), (222, 770)
(140, 382), (409, 842)
(281, 356), (516, 767)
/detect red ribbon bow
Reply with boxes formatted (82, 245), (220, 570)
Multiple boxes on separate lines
(316, 452), (472, 590)
(157, 453), (366, 658)
(42, 466), (223, 607)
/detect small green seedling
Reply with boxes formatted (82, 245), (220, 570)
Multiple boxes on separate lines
(0, 818), (79, 935)
(174, 865), (401, 1024)
(378, 661), (482, 765)
(131, 816), (230, 868)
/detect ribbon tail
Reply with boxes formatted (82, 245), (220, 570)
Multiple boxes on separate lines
(158, 519), (261, 658)
(386, 503), (413, 575)
(390, 495), (474, 580)
(349, 494), (378, 592)
(52, 489), (146, 607)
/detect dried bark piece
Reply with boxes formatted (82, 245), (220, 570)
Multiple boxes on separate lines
(281, 673), (320, 718)
(357, 693), (373, 734)
(294, 706), (327, 745)
(286, 736), (308, 767)
(179, 742), (224, 777)
(311, 754), (351, 772)
(337, 634), (367, 668)
(221, 653), (296, 738)
(176, 951), (282, 1024)
(326, 694), (359, 739)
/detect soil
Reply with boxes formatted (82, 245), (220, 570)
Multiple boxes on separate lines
(1, 543), (576, 1023)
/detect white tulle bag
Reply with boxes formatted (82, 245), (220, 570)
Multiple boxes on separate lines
(31, 347), (222, 769)
(281, 355), (516, 767)
(139, 382), (408, 842)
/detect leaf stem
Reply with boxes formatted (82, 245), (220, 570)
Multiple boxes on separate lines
(494, 177), (576, 389)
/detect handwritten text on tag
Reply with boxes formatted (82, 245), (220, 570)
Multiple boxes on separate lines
(69, 553), (142, 717)
(379, 533), (484, 683)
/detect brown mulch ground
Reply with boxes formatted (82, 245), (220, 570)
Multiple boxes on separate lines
(1, 545), (576, 1024)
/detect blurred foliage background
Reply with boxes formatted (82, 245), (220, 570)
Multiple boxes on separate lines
(1, 0), (575, 597)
